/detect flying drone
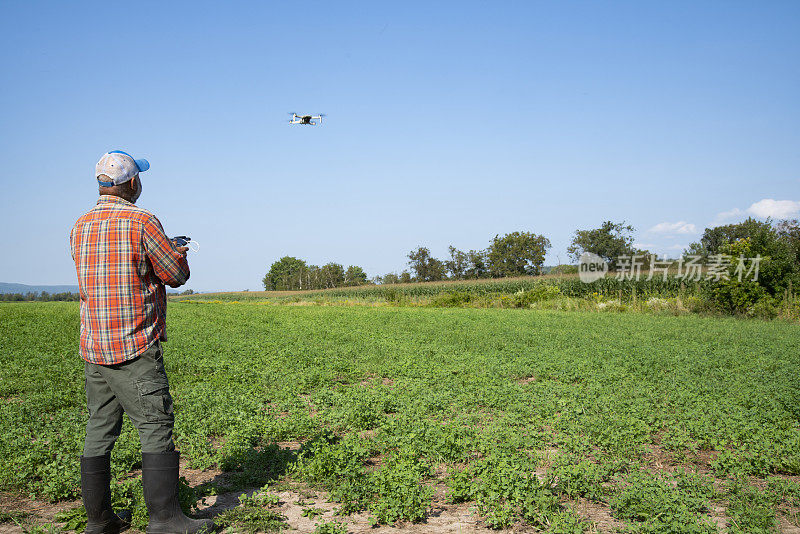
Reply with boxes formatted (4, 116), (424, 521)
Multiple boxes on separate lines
(288, 113), (325, 125)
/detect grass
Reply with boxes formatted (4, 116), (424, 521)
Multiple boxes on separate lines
(1, 301), (799, 532)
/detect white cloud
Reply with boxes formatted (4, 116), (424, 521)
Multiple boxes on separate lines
(746, 199), (800, 219)
(648, 221), (697, 235)
(633, 242), (657, 249)
(714, 199), (800, 224)
(713, 208), (744, 224)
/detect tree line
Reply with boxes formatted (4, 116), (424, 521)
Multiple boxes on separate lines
(262, 220), (800, 294)
(0, 291), (80, 301)
(384, 231), (552, 283)
(262, 231), (553, 289)
(262, 257), (368, 291)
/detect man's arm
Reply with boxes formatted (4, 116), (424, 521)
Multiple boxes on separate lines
(69, 225), (75, 262)
(142, 216), (190, 288)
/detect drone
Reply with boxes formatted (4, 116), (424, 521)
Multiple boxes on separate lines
(288, 113), (325, 125)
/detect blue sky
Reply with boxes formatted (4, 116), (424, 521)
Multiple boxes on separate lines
(1, 1), (798, 292)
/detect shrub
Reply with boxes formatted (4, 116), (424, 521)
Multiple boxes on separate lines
(703, 278), (767, 315)
(513, 285), (562, 307)
(748, 297), (779, 319)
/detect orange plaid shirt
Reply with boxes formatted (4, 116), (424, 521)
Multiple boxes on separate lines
(70, 195), (190, 365)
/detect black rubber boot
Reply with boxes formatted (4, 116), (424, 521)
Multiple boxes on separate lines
(80, 454), (130, 534)
(141, 451), (213, 534)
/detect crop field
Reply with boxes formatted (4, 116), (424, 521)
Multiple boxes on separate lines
(174, 274), (800, 321)
(2, 301), (800, 533)
(175, 274), (701, 304)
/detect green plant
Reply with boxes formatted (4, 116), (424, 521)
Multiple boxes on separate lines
(748, 296), (779, 319)
(513, 284), (562, 307)
(54, 506), (87, 533)
(301, 506), (325, 520)
(313, 520), (348, 534)
(548, 457), (612, 501)
(611, 471), (716, 533)
(214, 491), (287, 533)
(214, 507), (286, 533)
(0, 510), (29, 524)
(23, 524), (64, 534)
(725, 477), (778, 533)
(368, 449), (433, 524)
(703, 278), (767, 315)
(3, 302), (800, 532)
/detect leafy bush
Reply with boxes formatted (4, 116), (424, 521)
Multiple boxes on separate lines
(747, 296), (779, 319)
(703, 278), (767, 315)
(513, 284), (562, 307)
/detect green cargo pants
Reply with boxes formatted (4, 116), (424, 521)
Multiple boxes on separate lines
(83, 340), (176, 456)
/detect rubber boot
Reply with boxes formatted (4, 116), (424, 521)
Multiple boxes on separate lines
(141, 451), (213, 534)
(80, 454), (131, 534)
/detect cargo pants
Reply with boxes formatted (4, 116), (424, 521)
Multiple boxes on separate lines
(83, 340), (176, 456)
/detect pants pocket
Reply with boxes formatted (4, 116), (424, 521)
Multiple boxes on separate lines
(135, 377), (174, 423)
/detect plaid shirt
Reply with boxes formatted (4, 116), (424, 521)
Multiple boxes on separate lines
(70, 195), (190, 365)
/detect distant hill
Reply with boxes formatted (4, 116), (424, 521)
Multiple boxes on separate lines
(0, 282), (79, 294)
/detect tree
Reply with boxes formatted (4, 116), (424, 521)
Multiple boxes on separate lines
(320, 262), (345, 288)
(487, 232), (551, 277)
(344, 265), (368, 286)
(399, 271), (412, 283)
(381, 272), (400, 284)
(305, 264), (321, 290)
(465, 249), (489, 279)
(445, 246), (468, 280)
(688, 218), (800, 296)
(263, 256), (307, 290)
(777, 219), (800, 265)
(567, 221), (635, 270)
(407, 247), (446, 282)
(686, 218), (777, 258)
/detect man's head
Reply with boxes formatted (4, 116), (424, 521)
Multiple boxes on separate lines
(96, 151), (149, 203)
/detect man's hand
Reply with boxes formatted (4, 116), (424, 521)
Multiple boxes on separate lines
(171, 239), (189, 255)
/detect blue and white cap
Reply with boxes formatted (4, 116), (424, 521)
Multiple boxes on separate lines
(96, 150), (150, 186)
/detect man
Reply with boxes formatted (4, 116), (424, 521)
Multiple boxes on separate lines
(70, 150), (211, 534)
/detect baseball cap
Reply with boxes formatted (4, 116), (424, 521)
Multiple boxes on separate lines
(96, 150), (150, 186)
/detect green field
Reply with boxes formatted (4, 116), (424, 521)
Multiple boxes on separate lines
(2, 301), (800, 533)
